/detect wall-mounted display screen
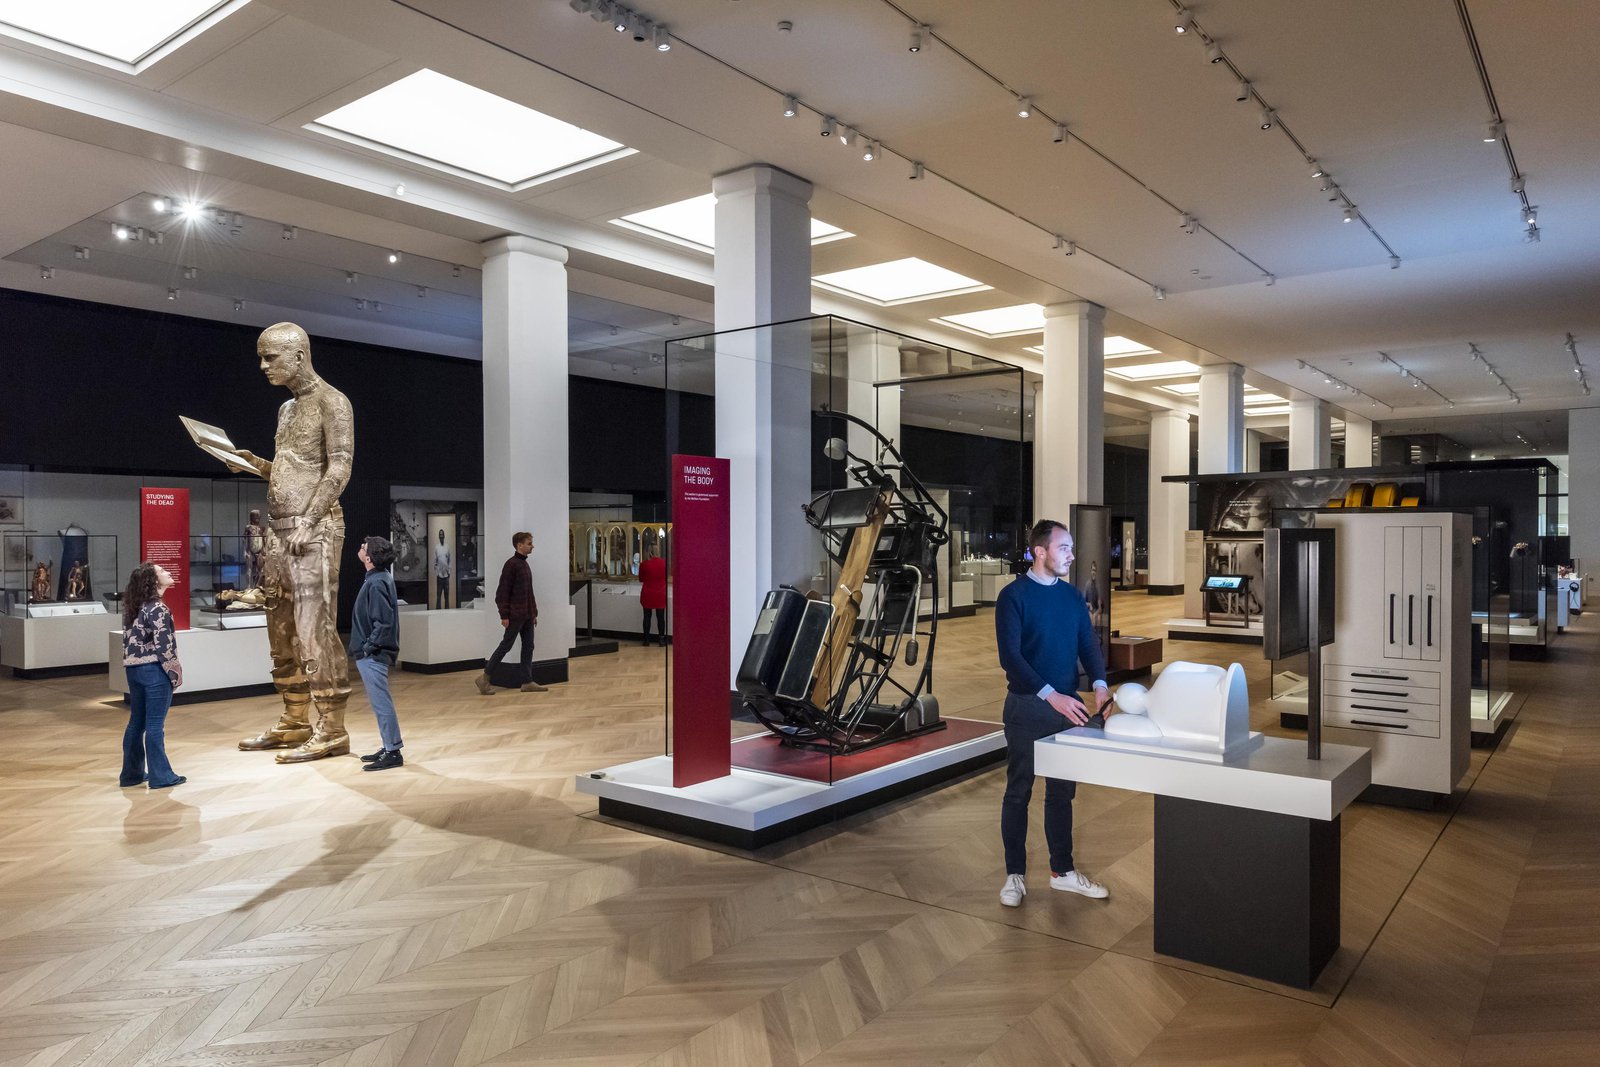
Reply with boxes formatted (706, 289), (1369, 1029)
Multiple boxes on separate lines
(1204, 575), (1245, 590)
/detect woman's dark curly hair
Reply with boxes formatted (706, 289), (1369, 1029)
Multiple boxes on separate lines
(123, 562), (161, 627)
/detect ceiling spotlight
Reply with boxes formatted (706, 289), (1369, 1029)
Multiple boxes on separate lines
(1259, 107), (1276, 130)
(417, 286), (428, 298)
(39, 266), (53, 280)
(452, 264), (463, 278)
(233, 299), (243, 312)
(373, 301), (383, 313)
(1205, 42), (1223, 64)
(1053, 233), (1066, 251)
(782, 93), (797, 118)
(1524, 205), (1538, 225)
(1053, 122), (1068, 144)
(821, 115), (836, 137)
(568, 0), (594, 11)
(153, 196), (169, 213)
(1309, 160), (1324, 178)
(167, 288), (179, 301)
(394, 182), (405, 197)
(73, 246), (88, 260)
(631, 16), (651, 43)
(388, 250), (402, 264)
(1342, 206), (1357, 223)
(1236, 77), (1250, 103)
(282, 225), (297, 240)
(180, 201), (205, 221)
(1510, 176), (1525, 194)
(1175, 9), (1193, 34)
(612, 6), (630, 32)
(1525, 223), (1541, 243)
(232, 212), (243, 228)
(182, 266), (197, 280)
(908, 160), (924, 180)
(1390, 254), (1401, 269)
(346, 271), (358, 284)
(355, 299), (366, 311)
(909, 24), (925, 52)
(862, 140), (878, 162)
(839, 126), (854, 146)
(1064, 239), (1076, 256)
(653, 24), (671, 50)
(1484, 120), (1504, 142)
(1264, 273), (1276, 286)
(589, 0), (611, 22)
(1153, 286), (1167, 301)
(1016, 97), (1032, 119)
(112, 223), (130, 240)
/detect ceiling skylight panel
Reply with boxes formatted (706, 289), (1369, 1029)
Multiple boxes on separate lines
(611, 193), (850, 252)
(0, 0), (247, 71)
(310, 69), (633, 188)
(814, 258), (990, 305)
(934, 304), (1047, 337)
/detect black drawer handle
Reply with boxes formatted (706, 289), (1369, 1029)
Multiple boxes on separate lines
(1351, 671), (1410, 681)
(1427, 594), (1433, 646)
(1351, 687), (1408, 697)
(1351, 703), (1408, 714)
(1408, 594), (1415, 645)
(1389, 593), (1395, 643)
(1351, 719), (1409, 730)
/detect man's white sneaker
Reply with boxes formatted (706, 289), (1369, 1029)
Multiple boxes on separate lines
(1049, 870), (1110, 899)
(999, 874), (1026, 908)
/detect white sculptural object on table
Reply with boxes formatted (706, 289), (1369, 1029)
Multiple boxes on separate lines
(1060, 660), (1262, 763)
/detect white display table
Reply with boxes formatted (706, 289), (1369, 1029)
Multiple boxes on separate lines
(1037, 731), (1370, 988)
(106, 624), (274, 703)
(398, 605), (574, 685)
(3, 611), (121, 676)
(572, 581), (672, 637)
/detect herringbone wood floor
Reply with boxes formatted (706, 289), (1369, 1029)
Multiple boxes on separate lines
(0, 591), (1593, 1065)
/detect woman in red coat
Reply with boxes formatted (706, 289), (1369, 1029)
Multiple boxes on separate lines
(639, 547), (668, 645)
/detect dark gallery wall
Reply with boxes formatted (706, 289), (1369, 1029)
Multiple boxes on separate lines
(2, 288), (483, 624)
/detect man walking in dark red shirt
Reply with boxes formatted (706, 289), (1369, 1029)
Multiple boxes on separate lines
(475, 531), (546, 694)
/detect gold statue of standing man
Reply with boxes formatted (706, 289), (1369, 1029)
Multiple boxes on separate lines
(192, 323), (354, 762)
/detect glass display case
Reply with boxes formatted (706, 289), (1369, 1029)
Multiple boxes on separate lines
(568, 520), (673, 581)
(2, 531), (119, 617)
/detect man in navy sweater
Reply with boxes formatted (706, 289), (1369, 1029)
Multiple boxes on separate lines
(994, 518), (1112, 907)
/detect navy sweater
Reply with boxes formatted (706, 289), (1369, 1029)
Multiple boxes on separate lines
(995, 573), (1107, 696)
(351, 568), (399, 665)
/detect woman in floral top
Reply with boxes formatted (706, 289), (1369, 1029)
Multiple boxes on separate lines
(120, 562), (185, 789)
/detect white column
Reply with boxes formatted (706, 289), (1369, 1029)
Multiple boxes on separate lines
(1344, 414), (1374, 468)
(1037, 301), (1105, 518)
(712, 165), (814, 676)
(1148, 409), (1191, 590)
(846, 330), (901, 465)
(481, 235), (572, 662)
(1031, 381), (1045, 522)
(1570, 409), (1600, 596)
(1244, 429), (1264, 473)
(1289, 397), (1331, 469)
(1198, 363), (1245, 474)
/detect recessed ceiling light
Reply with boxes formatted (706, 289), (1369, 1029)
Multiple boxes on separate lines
(815, 257), (991, 305)
(611, 193), (851, 252)
(308, 69), (634, 189)
(1106, 360), (1201, 381)
(1161, 383), (1270, 399)
(0, 0), (246, 72)
(1245, 404), (1291, 416)
(935, 303), (1047, 338)
(1104, 335), (1161, 358)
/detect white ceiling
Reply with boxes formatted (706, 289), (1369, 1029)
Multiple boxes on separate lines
(0, 0), (1595, 455)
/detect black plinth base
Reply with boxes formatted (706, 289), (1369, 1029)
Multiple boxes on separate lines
(1154, 795), (1340, 989)
(1279, 711), (1308, 730)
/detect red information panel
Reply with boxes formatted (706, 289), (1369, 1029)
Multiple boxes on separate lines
(671, 455), (731, 787)
(140, 488), (190, 631)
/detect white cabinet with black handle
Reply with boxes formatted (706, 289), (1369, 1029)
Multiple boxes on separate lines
(1317, 512), (1470, 799)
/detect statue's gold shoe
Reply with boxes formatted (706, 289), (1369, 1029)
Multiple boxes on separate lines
(239, 729), (311, 750)
(275, 736), (351, 763)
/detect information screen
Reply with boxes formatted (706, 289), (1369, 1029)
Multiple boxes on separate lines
(1204, 574), (1245, 590)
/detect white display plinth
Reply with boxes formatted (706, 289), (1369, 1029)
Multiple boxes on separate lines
(107, 624), (272, 698)
(27, 602), (107, 618)
(3, 611), (121, 671)
(576, 725), (1005, 847)
(573, 581), (672, 636)
(1035, 732), (1370, 821)
(398, 606), (500, 669)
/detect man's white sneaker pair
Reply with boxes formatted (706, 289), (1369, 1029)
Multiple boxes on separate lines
(999, 870), (1109, 907)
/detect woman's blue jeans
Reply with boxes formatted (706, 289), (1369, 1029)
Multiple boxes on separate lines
(123, 662), (180, 788)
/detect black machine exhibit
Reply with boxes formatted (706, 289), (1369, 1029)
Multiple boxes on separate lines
(736, 410), (949, 754)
